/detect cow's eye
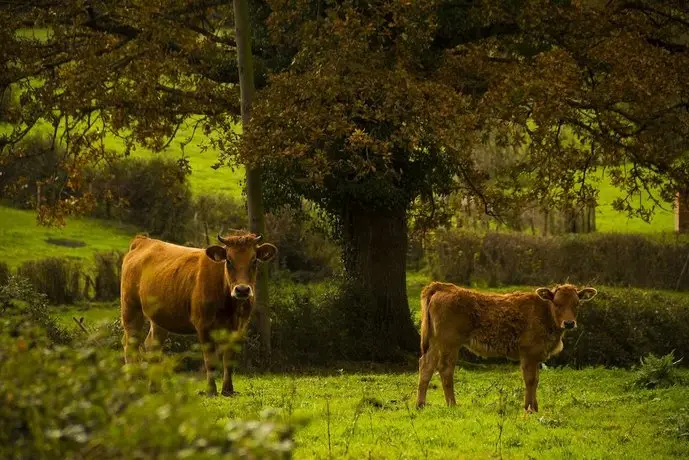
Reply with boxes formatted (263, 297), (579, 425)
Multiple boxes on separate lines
(251, 258), (258, 267)
(226, 259), (234, 269)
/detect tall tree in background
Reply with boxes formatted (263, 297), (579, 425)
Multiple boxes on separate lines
(1, 0), (689, 358)
(240, 0), (689, 354)
(233, 0), (271, 360)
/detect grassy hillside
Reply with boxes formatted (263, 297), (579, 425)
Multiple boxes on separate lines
(0, 206), (136, 268)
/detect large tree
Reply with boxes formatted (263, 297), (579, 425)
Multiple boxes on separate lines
(239, 0), (689, 354)
(2, 0), (689, 357)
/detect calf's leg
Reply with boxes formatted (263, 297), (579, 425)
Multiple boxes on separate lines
(416, 346), (440, 408)
(520, 358), (540, 412)
(438, 348), (459, 406)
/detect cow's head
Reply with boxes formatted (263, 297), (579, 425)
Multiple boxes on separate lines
(535, 284), (597, 330)
(205, 232), (278, 300)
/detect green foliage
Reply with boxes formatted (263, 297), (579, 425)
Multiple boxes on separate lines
(265, 207), (341, 282)
(91, 251), (123, 301)
(89, 157), (193, 243)
(16, 257), (82, 305)
(0, 261), (9, 286)
(0, 135), (68, 211)
(270, 278), (409, 365)
(428, 229), (689, 290)
(0, 277), (294, 459)
(633, 352), (684, 390)
(0, 276), (72, 345)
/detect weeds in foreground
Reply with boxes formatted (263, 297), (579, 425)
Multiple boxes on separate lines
(633, 352), (684, 389)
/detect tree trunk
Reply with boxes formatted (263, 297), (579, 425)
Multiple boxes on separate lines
(234, 0), (270, 361)
(342, 205), (420, 358)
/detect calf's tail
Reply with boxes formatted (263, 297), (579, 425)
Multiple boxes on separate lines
(420, 282), (443, 356)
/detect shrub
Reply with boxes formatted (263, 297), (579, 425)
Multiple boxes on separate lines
(0, 84), (20, 123)
(0, 261), (9, 286)
(427, 229), (689, 290)
(185, 193), (248, 247)
(270, 278), (411, 366)
(0, 276), (72, 345)
(89, 157), (193, 243)
(17, 257), (82, 305)
(545, 287), (689, 368)
(0, 329), (294, 459)
(0, 276), (295, 459)
(632, 352), (684, 389)
(265, 207), (341, 282)
(90, 251), (123, 301)
(0, 135), (67, 209)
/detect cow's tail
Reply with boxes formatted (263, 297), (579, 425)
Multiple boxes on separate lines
(420, 282), (443, 356)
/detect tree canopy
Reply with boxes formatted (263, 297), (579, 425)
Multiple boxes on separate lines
(2, 0), (688, 355)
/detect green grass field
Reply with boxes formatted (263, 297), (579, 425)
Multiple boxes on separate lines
(195, 367), (688, 459)
(0, 205), (136, 268)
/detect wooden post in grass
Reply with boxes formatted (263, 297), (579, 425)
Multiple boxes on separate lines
(675, 192), (689, 233)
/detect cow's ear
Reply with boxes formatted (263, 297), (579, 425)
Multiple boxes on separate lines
(205, 245), (227, 262)
(578, 287), (597, 302)
(256, 243), (278, 262)
(536, 287), (554, 301)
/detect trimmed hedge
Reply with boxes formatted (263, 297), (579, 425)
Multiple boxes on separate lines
(16, 257), (82, 305)
(267, 280), (689, 368)
(551, 287), (689, 368)
(428, 230), (689, 290)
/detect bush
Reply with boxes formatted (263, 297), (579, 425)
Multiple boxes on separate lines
(546, 287), (689, 368)
(0, 135), (67, 209)
(89, 157), (193, 243)
(0, 276), (295, 459)
(185, 193), (248, 247)
(0, 276), (72, 345)
(0, 330), (293, 459)
(90, 251), (123, 301)
(427, 229), (689, 290)
(17, 257), (82, 305)
(632, 352), (684, 389)
(0, 262), (9, 286)
(269, 278), (410, 366)
(265, 207), (341, 282)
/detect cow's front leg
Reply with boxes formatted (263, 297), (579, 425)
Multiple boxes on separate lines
(221, 349), (235, 396)
(520, 357), (540, 412)
(198, 329), (218, 396)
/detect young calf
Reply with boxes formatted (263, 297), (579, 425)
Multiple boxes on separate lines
(415, 282), (597, 411)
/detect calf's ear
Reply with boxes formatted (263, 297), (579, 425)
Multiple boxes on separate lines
(205, 245), (227, 262)
(256, 243), (278, 262)
(536, 287), (554, 301)
(577, 287), (597, 302)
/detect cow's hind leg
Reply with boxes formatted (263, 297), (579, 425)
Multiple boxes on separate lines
(438, 348), (459, 406)
(144, 322), (169, 354)
(144, 323), (169, 392)
(121, 296), (145, 364)
(416, 346), (440, 408)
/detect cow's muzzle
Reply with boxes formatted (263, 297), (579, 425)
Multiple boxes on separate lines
(232, 284), (253, 300)
(563, 320), (577, 330)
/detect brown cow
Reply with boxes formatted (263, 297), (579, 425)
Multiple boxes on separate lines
(415, 282), (597, 411)
(120, 232), (277, 396)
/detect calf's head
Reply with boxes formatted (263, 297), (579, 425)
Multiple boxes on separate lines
(205, 232), (278, 300)
(536, 284), (597, 330)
